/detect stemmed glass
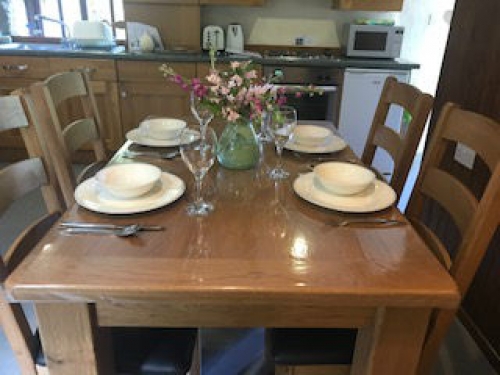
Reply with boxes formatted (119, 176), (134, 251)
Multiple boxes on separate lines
(180, 126), (217, 216)
(257, 111), (273, 143)
(268, 106), (297, 179)
(190, 91), (214, 139)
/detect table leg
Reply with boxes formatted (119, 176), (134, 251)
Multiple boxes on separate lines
(351, 307), (431, 375)
(35, 303), (113, 375)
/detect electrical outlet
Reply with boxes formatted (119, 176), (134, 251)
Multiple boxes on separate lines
(454, 143), (476, 169)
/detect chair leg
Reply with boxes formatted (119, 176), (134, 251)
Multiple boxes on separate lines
(188, 330), (201, 375)
(417, 309), (457, 375)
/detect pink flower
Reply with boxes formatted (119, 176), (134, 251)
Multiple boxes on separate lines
(230, 61), (241, 69)
(245, 70), (258, 79)
(295, 92), (303, 98)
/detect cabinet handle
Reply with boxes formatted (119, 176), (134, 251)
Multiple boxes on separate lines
(372, 80), (382, 85)
(2, 64), (28, 71)
(120, 89), (128, 98)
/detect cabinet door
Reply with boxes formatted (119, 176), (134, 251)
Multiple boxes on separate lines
(118, 61), (196, 134)
(332, 0), (403, 11)
(119, 82), (193, 134)
(338, 69), (409, 179)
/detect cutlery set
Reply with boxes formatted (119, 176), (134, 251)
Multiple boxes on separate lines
(59, 222), (164, 237)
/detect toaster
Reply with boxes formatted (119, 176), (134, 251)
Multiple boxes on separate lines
(202, 25), (224, 51)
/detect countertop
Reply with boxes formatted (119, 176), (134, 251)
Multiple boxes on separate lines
(0, 44), (419, 70)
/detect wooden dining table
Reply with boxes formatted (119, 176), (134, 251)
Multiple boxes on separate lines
(6, 134), (459, 375)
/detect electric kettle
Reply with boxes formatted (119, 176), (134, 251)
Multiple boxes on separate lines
(226, 24), (244, 54)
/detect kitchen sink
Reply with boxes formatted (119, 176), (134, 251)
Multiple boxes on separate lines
(0, 42), (125, 54)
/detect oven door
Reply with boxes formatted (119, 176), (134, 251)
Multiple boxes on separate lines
(273, 85), (338, 123)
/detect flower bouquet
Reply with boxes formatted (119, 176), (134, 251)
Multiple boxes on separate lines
(160, 59), (320, 169)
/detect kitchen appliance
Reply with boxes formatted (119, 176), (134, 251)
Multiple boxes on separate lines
(226, 23), (244, 54)
(262, 64), (341, 124)
(72, 21), (115, 48)
(342, 24), (404, 58)
(203, 25), (224, 51)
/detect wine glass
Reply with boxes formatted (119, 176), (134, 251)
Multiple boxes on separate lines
(180, 126), (217, 216)
(257, 110), (273, 143)
(190, 91), (214, 139)
(268, 106), (297, 179)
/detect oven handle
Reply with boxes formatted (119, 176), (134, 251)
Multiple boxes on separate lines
(272, 84), (337, 93)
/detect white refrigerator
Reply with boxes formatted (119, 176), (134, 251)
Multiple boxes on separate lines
(338, 68), (410, 181)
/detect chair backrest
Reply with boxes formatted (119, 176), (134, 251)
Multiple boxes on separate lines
(361, 76), (434, 198)
(30, 70), (108, 207)
(0, 92), (62, 375)
(405, 102), (500, 374)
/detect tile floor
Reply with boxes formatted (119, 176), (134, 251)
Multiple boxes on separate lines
(0, 161), (497, 375)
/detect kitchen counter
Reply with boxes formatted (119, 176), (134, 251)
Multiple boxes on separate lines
(0, 44), (419, 70)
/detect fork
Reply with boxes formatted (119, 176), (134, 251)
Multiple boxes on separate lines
(123, 149), (179, 160)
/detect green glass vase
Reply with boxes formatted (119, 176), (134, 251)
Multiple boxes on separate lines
(216, 118), (261, 170)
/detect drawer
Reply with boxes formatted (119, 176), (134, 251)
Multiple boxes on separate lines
(117, 61), (195, 82)
(0, 56), (51, 79)
(49, 58), (117, 81)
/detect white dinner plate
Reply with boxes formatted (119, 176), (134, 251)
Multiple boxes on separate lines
(293, 172), (396, 213)
(126, 128), (200, 147)
(285, 134), (347, 154)
(75, 172), (185, 214)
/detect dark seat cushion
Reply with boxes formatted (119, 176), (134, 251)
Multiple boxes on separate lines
(35, 328), (197, 375)
(114, 328), (197, 375)
(268, 328), (357, 365)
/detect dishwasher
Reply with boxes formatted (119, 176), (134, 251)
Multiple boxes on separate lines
(338, 68), (410, 180)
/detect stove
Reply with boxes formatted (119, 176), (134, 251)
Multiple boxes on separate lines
(262, 49), (340, 61)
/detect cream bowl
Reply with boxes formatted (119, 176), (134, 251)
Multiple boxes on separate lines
(96, 163), (162, 199)
(140, 118), (187, 140)
(314, 162), (376, 196)
(292, 125), (332, 146)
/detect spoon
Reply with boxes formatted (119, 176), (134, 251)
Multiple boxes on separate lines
(123, 149), (179, 160)
(61, 224), (142, 237)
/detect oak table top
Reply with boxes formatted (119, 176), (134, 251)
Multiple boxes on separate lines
(6, 141), (460, 374)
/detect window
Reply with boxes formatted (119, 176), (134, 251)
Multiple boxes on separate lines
(9, 0), (124, 39)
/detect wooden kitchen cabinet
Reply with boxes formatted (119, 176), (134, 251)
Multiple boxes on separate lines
(117, 61), (196, 134)
(49, 58), (122, 151)
(332, 0), (403, 11)
(0, 56), (51, 161)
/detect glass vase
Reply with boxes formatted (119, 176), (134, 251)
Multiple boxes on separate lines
(216, 118), (261, 170)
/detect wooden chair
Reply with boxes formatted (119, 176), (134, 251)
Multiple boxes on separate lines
(1, 92), (198, 374)
(30, 69), (109, 208)
(361, 76), (434, 198)
(0, 92), (63, 375)
(268, 103), (500, 375)
(406, 102), (500, 374)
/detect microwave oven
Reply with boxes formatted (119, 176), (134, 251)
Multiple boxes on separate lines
(342, 24), (404, 59)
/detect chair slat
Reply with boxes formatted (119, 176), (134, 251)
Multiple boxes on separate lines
(0, 159), (47, 214)
(62, 118), (100, 154)
(43, 71), (87, 107)
(372, 126), (402, 163)
(0, 96), (29, 131)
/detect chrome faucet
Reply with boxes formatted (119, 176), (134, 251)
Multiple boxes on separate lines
(33, 14), (75, 49)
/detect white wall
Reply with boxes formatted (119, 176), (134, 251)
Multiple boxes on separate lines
(399, 0), (455, 95)
(202, 0), (399, 47)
